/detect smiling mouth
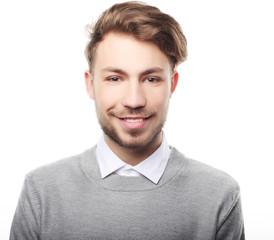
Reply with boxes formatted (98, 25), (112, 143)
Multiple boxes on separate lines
(123, 118), (148, 123)
(118, 117), (150, 129)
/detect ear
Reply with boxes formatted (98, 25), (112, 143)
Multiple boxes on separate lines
(170, 71), (179, 97)
(85, 70), (95, 99)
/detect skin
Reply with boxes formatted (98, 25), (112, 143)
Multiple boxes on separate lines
(85, 32), (178, 166)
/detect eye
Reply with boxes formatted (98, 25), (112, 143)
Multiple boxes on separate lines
(107, 77), (120, 82)
(145, 77), (160, 83)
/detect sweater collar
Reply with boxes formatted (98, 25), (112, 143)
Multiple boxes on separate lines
(82, 146), (186, 191)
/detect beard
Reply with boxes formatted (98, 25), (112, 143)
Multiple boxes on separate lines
(96, 107), (167, 150)
(101, 119), (164, 150)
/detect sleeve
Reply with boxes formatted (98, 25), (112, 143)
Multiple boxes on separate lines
(216, 196), (245, 240)
(10, 176), (41, 240)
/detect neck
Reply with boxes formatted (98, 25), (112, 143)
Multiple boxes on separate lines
(104, 132), (163, 166)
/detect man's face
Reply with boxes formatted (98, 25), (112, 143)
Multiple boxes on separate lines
(85, 32), (178, 150)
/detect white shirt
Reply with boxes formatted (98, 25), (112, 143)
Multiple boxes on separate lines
(96, 133), (171, 184)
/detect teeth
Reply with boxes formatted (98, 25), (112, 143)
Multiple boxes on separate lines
(124, 118), (144, 123)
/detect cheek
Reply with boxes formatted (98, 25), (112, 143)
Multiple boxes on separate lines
(146, 86), (171, 108)
(95, 84), (120, 110)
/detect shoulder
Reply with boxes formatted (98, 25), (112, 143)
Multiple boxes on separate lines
(25, 148), (93, 186)
(170, 147), (240, 199)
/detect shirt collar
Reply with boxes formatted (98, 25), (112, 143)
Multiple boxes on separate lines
(96, 133), (171, 184)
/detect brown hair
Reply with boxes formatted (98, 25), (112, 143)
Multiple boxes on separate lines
(85, 1), (187, 73)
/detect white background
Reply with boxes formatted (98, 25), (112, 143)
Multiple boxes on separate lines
(0, 0), (273, 239)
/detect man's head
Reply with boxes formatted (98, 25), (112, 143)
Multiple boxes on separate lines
(84, 2), (187, 153)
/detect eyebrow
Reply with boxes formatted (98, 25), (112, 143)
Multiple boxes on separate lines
(101, 66), (165, 78)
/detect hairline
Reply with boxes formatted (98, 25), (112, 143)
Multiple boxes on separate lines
(89, 31), (176, 77)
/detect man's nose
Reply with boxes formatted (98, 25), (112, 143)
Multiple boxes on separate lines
(121, 81), (146, 109)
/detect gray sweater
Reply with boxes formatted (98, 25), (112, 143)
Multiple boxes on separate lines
(10, 147), (244, 240)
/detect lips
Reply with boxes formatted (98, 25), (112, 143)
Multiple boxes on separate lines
(123, 118), (146, 123)
(118, 117), (150, 129)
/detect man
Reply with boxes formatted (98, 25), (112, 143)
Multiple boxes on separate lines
(10, 2), (244, 239)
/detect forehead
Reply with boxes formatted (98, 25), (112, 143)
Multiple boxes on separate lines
(94, 32), (171, 75)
